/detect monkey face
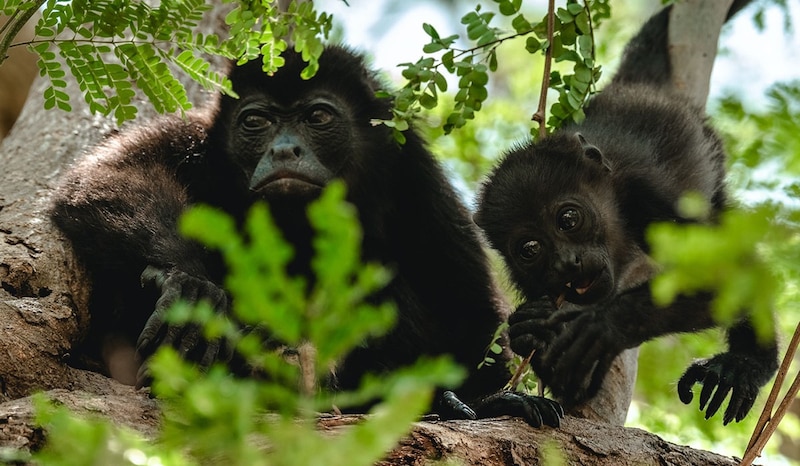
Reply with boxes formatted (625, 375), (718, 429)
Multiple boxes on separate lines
(505, 197), (620, 307)
(211, 49), (391, 206)
(221, 92), (357, 202)
(475, 133), (628, 307)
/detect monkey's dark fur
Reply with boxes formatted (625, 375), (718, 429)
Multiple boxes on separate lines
(51, 46), (562, 426)
(475, 3), (777, 424)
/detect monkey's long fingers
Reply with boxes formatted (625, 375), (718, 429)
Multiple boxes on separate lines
(137, 312), (169, 359)
(170, 325), (201, 358)
(509, 321), (553, 357)
(704, 378), (732, 421)
(588, 353), (617, 399)
(735, 394), (757, 424)
(508, 306), (553, 325)
(138, 279), (184, 355)
(545, 307), (584, 325)
(540, 398), (565, 427)
(199, 340), (224, 368)
(546, 331), (596, 403)
(440, 391), (477, 420)
(135, 362), (152, 389)
(561, 335), (615, 404)
(542, 318), (587, 369)
(723, 388), (746, 426)
(521, 397), (543, 428)
(677, 364), (706, 404)
(698, 370), (720, 410)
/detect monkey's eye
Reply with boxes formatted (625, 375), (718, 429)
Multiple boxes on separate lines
(241, 113), (272, 131)
(519, 240), (542, 261)
(305, 107), (334, 126)
(557, 207), (582, 231)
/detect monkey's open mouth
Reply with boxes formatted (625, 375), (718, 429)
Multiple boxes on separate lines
(553, 270), (606, 308)
(567, 275), (597, 295)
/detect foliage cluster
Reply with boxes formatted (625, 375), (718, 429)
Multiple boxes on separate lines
(379, 0), (608, 142)
(0, 0), (331, 124)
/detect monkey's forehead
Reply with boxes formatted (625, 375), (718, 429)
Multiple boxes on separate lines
(227, 47), (385, 105)
(476, 146), (612, 230)
(483, 149), (586, 197)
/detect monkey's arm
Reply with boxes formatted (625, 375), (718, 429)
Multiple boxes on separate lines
(51, 117), (210, 276)
(51, 117), (232, 382)
(509, 287), (777, 423)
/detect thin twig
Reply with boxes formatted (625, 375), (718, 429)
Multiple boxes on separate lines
(740, 321), (800, 466)
(532, 0), (555, 138)
(582, 0), (599, 93)
(0, 1), (45, 65)
(505, 349), (536, 391)
(745, 322), (799, 451)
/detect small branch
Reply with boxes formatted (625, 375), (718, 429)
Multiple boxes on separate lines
(582, 0), (598, 92)
(740, 321), (800, 466)
(505, 350), (535, 390)
(0, 1), (46, 66)
(532, 0), (555, 139)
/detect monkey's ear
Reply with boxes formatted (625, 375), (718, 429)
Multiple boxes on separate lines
(576, 133), (611, 172)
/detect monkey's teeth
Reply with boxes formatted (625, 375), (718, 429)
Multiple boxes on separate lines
(555, 294), (566, 309)
(565, 282), (588, 294)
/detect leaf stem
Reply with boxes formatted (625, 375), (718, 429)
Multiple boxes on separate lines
(0, 1), (46, 66)
(532, 0), (555, 138)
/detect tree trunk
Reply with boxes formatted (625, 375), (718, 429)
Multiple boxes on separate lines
(0, 1), (747, 463)
(669, 0), (734, 107)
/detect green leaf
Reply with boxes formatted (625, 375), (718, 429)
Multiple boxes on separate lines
(556, 7), (573, 23)
(567, 3), (584, 15)
(512, 14), (532, 33)
(498, 1), (518, 16)
(422, 22), (439, 39)
(575, 10), (591, 35)
(419, 92), (437, 110)
(422, 42), (444, 53)
(433, 71), (448, 92)
(525, 36), (542, 53)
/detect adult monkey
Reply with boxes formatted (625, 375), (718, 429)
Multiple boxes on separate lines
(51, 46), (562, 427)
(475, 0), (777, 425)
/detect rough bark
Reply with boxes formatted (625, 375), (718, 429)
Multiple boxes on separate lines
(0, 1), (748, 463)
(0, 390), (745, 465)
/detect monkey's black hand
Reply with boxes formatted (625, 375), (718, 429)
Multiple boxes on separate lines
(677, 351), (772, 425)
(437, 391), (477, 420)
(470, 390), (564, 428)
(136, 266), (232, 387)
(508, 297), (560, 357)
(519, 304), (630, 407)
